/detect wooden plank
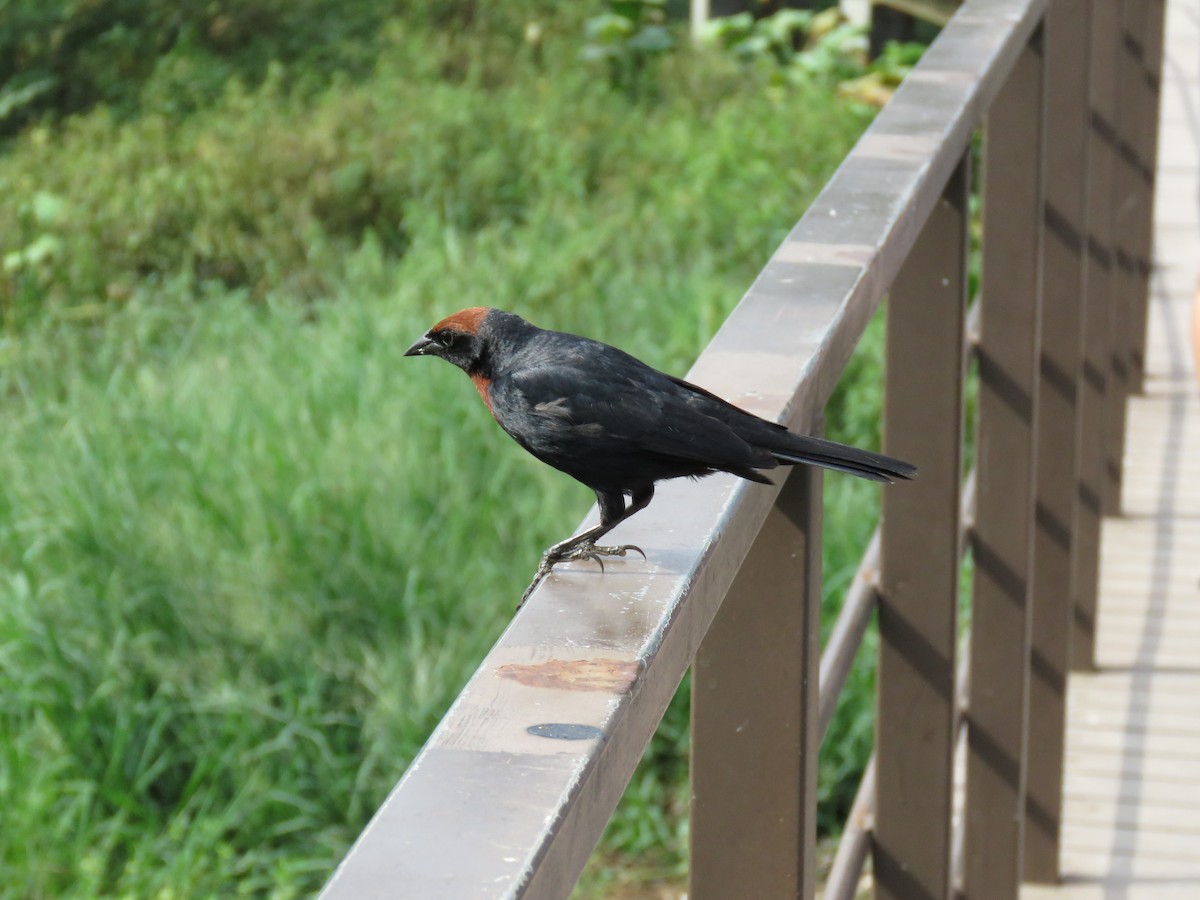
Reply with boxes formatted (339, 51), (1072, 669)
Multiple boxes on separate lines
(1069, 710), (1200, 734)
(1026, 886), (1200, 900)
(1061, 798), (1200, 832)
(1062, 752), (1200, 783)
(1069, 697), (1200, 721)
(1071, 672), (1200, 690)
(1060, 728), (1200, 759)
(1051, 851), (1200, 878)
(1064, 772), (1200, 807)
(1095, 630), (1200, 649)
(1069, 680), (1200, 709)
(1026, 881), (1200, 899)
(1093, 648), (1200, 669)
(1095, 626), (1200, 645)
(1098, 569), (1200, 590)
(1099, 547), (1200, 565)
(1097, 610), (1200, 628)
(1098, 566), (1200, 582)
(1054, 823), (1200, 860)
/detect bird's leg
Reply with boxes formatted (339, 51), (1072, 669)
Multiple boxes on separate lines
(519, 487), (654, 607)
(576, 485), (653, 564)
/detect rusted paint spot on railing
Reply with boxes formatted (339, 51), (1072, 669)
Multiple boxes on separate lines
(496, 658), (642, 693)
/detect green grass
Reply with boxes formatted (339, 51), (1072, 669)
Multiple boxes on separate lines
(1, 5), (887, 896)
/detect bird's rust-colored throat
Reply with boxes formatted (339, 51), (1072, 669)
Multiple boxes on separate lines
(433, 306), (489, 335)
(470, 372), (495, 416)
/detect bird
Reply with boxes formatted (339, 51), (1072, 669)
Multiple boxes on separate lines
(405, 307), (916, 604)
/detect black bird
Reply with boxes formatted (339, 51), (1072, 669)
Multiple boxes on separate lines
(405, 307), (915, 602)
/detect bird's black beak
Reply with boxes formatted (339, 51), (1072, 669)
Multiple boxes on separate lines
(404, 336), (435, 357)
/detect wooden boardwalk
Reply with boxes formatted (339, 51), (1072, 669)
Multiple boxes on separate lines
(1024, 0), (1200, 895)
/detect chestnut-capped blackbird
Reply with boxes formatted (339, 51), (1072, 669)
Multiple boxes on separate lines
(405, 307), (916, 602)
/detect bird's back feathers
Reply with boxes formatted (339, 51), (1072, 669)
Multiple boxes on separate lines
(476, 315), (913, 490)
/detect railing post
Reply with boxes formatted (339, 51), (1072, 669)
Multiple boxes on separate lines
(963, 21), (1047, 898)
(1123, 0), (1168, 395)
(691, 460), (822, 899)
(1103, 0), (1158, 512)
(1023, 0), (1093, 882)
(876, 154), (969, 900)
(1072, 0), (1123, 673)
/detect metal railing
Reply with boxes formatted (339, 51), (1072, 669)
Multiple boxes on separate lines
(319, 0), (1165, 896)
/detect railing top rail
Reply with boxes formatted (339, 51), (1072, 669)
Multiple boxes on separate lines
(320, 1), (1050, 896)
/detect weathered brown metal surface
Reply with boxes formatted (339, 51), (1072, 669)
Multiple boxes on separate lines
(1024, 0), (1094, 882)
(1126, 0), (1167, 396)
(1103, 0), (1166, 514)
(876, 154), (969, 900)
(690, 462), (822, 900)
(823, 457), (980, 900)
(963, 23), (1047, 897)
(1101, 0), (1141, 514)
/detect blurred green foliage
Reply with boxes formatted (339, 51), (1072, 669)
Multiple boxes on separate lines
(582, 0), (674, 98)
(0, 1), (895, 896)
(0, 0), (490, 133)
(699, 6), (926, 103)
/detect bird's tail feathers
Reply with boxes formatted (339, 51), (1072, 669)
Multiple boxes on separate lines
(770, 434), (917, 484)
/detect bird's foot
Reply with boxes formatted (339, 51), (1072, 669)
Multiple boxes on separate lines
(552, 541), (647, 572)
(518, 541), (647, 608)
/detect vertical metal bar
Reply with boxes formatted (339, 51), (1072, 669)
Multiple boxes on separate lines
(1124, 0), (1167, 395)
(1102, 0), (1143, 514)
(1072, 0), (1122, 673)
(876, 155), (969, 900)
(963, 23), (1046, 898)
(1023, 0), (1093, 882)
(690, 462), (822, 900)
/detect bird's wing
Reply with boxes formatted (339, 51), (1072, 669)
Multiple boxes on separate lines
(666, 373), (915, 482)
(503, 357), (774, 474)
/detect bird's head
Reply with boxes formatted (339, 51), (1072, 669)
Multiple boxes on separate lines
(404, 307), (494, 373)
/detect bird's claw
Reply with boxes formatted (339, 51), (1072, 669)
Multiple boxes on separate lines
(590, 543), (647, 563)
(517, 541), (647, 608)
(555, 542), (646, 571)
